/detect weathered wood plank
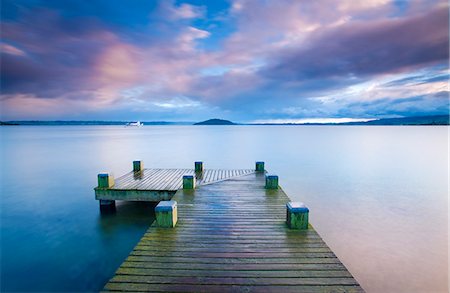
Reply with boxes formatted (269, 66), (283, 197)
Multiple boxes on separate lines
(135, 242), (330, 248)
(110, 275), (360, 286)
(104, 283), (364, 293)
(119, 261), (349, 271)
(116, 267), (351, 277)
(123, 256), (342, 264)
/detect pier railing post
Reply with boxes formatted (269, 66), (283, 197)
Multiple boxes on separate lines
(155, 200), (178, 228)
(183, 175), (195, 189)
(286, 202), (309, 229)
(98, 173), (114, 188)
(133, 160), (143, 172)
(255, 161), (265, 172)
(265, 175), (278, 189)
(195, 161), (203, 173)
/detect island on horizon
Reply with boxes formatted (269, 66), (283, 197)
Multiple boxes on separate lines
(193, 119), (236, 125)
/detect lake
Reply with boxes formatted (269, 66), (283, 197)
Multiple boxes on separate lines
(0, 125), (448, 292)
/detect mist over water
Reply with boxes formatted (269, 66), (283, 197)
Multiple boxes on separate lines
(1, 125), (448, 292)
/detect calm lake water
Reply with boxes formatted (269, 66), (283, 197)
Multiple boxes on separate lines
(0, 125), (448, 292)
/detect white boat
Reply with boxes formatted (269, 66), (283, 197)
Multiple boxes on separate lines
(125, 121), (143, 127)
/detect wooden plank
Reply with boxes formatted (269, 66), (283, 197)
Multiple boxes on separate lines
(118, 261), (348, 271)
(163, 169), (185, 190)
(95, 189), (175, 202)
(130, 252), (335, 259)
(123, 256), (342, 264)
(104, 283), (364, 293)
(110, 275), (360, 286)
(166, 169), (185, 190)
(134, 242), (331, 249)
(116, 267), (351, 277)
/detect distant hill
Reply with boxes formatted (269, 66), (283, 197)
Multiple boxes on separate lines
(344, 115), (449, 125)
(0, 122), (19, 126)
(194, 119), (236, 125)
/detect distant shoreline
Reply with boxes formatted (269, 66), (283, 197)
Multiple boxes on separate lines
(1, 115), (449, 126)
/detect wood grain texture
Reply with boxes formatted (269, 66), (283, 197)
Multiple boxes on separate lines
(103, 172), (364, 292)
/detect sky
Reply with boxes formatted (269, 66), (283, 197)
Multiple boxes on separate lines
(0, 0), (449, 122)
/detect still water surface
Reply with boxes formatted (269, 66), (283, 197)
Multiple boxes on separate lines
(0, 126), (448, 292)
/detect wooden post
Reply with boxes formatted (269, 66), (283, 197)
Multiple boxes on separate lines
(99, 199), (116, 213)
(98, 173), (114, 188)
(255, 161), (265, 172)
(183, 175), (195, 189)
(133, 160), (143, 172)
(286, 202), (309, 229)
(195, 161), (203, 173)
(265, 175), (278, 189)
(155, 200), (177, 228)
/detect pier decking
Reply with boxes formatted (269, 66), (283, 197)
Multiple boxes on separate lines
(95, 168), (255, 201)
(100, 167), (364, 292)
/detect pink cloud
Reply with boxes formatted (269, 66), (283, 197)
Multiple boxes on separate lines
(1, 43), (26, 56)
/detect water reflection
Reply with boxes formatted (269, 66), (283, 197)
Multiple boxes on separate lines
(97, 201), (156, 233)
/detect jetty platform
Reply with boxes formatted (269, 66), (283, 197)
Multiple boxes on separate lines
(97, 162), (364, 292)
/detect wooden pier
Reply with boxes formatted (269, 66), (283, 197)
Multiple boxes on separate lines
(98, 162), (364, 292)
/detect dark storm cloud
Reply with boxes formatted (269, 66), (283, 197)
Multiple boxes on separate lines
(0, 8), (113, 98)
(264, 7), (448, 82)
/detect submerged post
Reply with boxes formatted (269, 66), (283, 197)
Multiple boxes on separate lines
(255, 161), (265, 172)
(265, 175), (278, 189)
(133, 160), (143, 172)
(155, 200), (178, 228)
(99, 199), (116, 213)
(195, 161), (203, 173)
(286, 202), (309, 229)
(183, 175), (195, 189)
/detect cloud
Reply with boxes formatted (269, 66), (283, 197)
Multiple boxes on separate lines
(170, 3), (205, 20)
(0, 43), (26, 56)
(0, 0), (448, 121)
(151, 96), (202, 109)
(263, 6), (449, 82)
(342, 91), (449, 117)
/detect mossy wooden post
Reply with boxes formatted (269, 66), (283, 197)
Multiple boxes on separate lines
(155, 201), (177, 228)
(265, 175), (278, 189)
(98, 173), (114, 188)
(255, 161), (265, 172)
(286, 202), (309, 230)
(183, 175), (195, 189)
(97, 173), (115, 212)
(133, 160), (143, 172)
(195, 161), (203, 173)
